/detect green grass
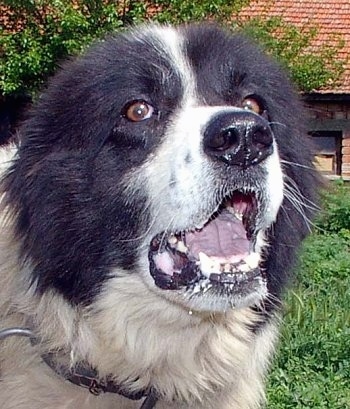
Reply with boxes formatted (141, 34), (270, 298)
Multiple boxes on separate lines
(267, 182), (350, 408)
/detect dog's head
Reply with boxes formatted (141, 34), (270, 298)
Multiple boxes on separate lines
(3, 24), (318, 314)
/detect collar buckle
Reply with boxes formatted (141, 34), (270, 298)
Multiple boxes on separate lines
(88, 379), (104, 396)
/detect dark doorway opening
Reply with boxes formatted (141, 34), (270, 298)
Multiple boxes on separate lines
(309, 131), (342, 175)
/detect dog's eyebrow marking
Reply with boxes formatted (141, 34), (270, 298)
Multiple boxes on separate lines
(133, 25), (197, 104)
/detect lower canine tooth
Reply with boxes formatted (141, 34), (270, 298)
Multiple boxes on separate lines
(176, 240), (188, 253)
(245, 253), (260, 269)
(199, 252), (214, 277)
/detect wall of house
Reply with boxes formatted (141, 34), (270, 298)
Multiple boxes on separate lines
(304, 98), (350, 177)
(343, 130), (350, 175)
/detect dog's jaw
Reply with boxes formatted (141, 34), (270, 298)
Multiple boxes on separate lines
(118, 27), (285, 314)
(129, 105), (284, 313)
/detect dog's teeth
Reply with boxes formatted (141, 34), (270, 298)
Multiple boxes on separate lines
(215, 260), (222, 272)
(235, 212), (243, 221)
(226, 206), (243, 221)
(167, 235), (178, 246)
(239, 263), (250, 272)
(230, 264), (237, 273)
(176, 240), (188, 253)
(245, 253), (260, 269)
(195, 222), (204, 230)
(198, 252), (215, 277)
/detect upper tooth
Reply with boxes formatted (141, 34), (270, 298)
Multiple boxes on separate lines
(224, 263), (231, 273)
(226, 206), (243, 221)
(235, 211), (243, 221)
(239, 263), (250, 272)
(168, 235), (178, 246)
(195, 222), (205, 230)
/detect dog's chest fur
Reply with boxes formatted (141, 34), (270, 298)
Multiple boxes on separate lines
(0, 243), (277, 408)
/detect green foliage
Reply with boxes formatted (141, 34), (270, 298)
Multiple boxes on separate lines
(148, 0), (249, 24)
(316, 180), (350, 234)
(0, 1), (346, 96)
(0, 0), (125, 95)
(238, 17), (345, 92)
(267, 182), (350, 408)
(1, 0), (250, 95)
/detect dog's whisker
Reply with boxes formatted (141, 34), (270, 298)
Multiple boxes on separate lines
(268, 121), (288, 128)
(284, 176), (320, 211)
(280, 159), (316, 171)
(282, 180), (317, 232)
(158, 215), (177, 254)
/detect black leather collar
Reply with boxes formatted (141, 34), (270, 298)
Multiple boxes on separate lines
(0, 327), (159, 409)
(42, 351), (159, 408)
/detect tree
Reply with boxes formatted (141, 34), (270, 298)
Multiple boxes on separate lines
(0, 0), (346, 96)
(0, 0), (125, 95)
(238, 16), (345, 92)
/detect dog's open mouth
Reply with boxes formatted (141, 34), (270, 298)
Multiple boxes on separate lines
(148, 191), (266, 298)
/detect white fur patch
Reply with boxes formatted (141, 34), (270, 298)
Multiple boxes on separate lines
(0, 145), (17, 176)
(0, 25), (285, 409)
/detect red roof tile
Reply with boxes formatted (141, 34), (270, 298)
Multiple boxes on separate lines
(238, 0), (350, 93)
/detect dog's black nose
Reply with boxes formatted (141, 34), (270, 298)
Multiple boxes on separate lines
(203, 111), (274, 168)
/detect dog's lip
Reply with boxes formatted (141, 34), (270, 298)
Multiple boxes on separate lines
(148, 191), (263, 293)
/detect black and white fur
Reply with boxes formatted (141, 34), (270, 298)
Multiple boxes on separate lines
(0, 24), (318, 408)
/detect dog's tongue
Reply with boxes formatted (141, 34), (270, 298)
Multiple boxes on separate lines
(185, 210), (249, 259)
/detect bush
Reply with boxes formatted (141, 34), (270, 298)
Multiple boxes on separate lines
(0, 0), (346, 96)
(267, 181), (350, 408)
(0, 0), (125, 95)
(238, 16), (345, 92)
(316, 180), (350, 234)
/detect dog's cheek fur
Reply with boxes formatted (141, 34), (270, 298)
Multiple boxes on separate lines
(3, 151), (151, 304)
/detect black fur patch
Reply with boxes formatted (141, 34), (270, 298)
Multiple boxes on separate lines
(2, 24), (319, 307)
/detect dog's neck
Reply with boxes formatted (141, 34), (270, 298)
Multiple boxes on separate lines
(42, 349), (149, 398)
(0, 326), (159, 408)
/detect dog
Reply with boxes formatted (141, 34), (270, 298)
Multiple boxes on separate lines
(0, 24), (318, 409)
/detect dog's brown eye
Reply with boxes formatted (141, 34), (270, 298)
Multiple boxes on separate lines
(242, 97), (263, 115)
(125, 101), (154, 122)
